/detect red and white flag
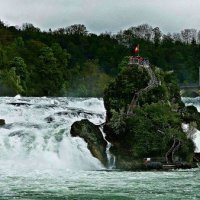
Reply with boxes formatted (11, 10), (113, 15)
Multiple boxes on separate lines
(134, 45), (139, 54)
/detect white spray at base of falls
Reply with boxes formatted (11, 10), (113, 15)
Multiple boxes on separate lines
(182, 97), (200, 152)
(0, 97), (110, 171)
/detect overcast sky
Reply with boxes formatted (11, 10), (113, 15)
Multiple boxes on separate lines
(1, 0), (200, 34)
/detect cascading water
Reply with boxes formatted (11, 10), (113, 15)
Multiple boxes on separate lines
(100, 128), (116, 169)
(106, 142), (116, 169)
(0, 97), (200, 199)
(0, 97), (109, 171)
(182, 97), (200, 152)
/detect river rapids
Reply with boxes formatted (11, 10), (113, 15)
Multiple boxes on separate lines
(0, 96), (199, 199)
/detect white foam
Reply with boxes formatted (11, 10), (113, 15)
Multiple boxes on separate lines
(0, 97), (105, 171)
(14, 94), (21, 99)
(194, 130), (200, 152)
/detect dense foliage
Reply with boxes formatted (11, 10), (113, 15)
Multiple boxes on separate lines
(0, 21), (200, 96)
(103, 62), (199, 169)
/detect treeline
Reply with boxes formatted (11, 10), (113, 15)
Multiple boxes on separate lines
(0, 21), (199, 96)
(116, 24), (200, 84)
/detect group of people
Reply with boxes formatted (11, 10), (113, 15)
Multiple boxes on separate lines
(129, 44), (149, 65)
(129, 56), (149, 65)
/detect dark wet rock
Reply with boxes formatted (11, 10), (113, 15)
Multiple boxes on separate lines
(45, 116), (55, 123)
(0, 119), (5, 126)
(113, 155), (145, 170)
(194, 153), (200, 161)
(70, 119), (107, 166)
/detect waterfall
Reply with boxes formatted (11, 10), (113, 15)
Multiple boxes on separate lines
(182, 97), (200, 152)
(100, 128), (116, 169)
(106, 142), (116, 169)
(0, 97), (108, 171)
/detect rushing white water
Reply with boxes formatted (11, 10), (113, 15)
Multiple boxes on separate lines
(182, 97), (200, 152)
(0, 97), (106, 171)
(0, 96), (199, 172)
(0, 97), (200, 199)
(100, 128), (116, 169)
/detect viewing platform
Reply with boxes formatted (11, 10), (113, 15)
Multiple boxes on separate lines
(128, 56), (149, 66)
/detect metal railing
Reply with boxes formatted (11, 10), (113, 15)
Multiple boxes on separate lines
(128, 58), (149, 66)
(127, 62), (159, 115)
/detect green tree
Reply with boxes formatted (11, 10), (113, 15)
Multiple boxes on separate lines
(9, 57), (28, 86)
(0, 68), (23, 95)
(36, 47), (63, 96)
(67, 60), (111, 96)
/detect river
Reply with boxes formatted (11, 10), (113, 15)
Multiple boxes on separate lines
(0, 96), (199, 199)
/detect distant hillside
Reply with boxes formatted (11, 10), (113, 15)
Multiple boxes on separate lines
(0, 21), (199, 96)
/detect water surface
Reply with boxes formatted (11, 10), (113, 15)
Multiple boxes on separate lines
(0, 97), (199, 199)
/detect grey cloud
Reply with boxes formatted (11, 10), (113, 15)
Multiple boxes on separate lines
(1, 0), (200, 34)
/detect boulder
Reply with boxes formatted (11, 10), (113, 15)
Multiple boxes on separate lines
(70, 119), (107, 166)
(0, 119), (5, 126)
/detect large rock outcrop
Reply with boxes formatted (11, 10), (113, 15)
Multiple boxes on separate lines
(70, 119), (107, 166)
(103, 63), (197, 170)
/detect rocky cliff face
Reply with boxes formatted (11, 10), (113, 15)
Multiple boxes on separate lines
(103, 64), (198, 170)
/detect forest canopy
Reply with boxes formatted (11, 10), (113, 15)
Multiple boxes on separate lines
(0, 21), (199, 96)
